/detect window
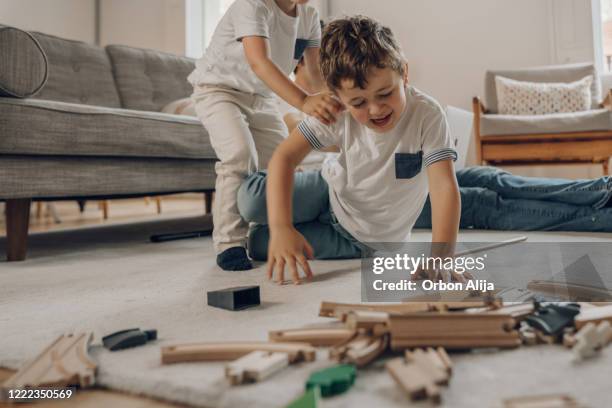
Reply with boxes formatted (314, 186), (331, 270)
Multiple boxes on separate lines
(599, 0), (612, 70)
(185, 0), (235, 59)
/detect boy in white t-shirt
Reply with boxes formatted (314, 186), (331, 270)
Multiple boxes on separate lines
(189, 0), (342, 271)
(237, 15), (461, 284)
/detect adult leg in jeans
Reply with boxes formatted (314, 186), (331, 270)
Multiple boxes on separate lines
(238, 171), (362, 261)
(414, 187), (612, 232)
(457, 166), (612, 209)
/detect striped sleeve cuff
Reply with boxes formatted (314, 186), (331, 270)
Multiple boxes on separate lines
(298, 121), (324, 150)
(306, 39), (320, 47)
(423, 148), (457, 167)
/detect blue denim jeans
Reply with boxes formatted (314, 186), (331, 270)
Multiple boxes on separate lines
(415, 166), (612, 231)
(237, 170), (364, 261)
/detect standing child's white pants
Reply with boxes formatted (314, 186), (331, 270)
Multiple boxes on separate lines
(193, 86), (287, 253)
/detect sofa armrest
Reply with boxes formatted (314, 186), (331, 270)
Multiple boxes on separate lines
(0, 25), (48, 98)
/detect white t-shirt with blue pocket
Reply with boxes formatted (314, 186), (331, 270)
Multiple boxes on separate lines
(298, 86), (457, 244)
(188, 0), (321, 98)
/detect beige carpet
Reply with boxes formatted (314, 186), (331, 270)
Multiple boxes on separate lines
(1, 217), (611, 407)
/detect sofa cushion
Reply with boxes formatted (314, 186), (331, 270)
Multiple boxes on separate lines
(0, 155), (216, 200)
(0, 98), (215, 160)
(106, 45), (195, 112)
(480, 109), (611, 136)
(0, 25), (48, 98)
(485, 63), (601, 113)
(30, 32), (121, 108)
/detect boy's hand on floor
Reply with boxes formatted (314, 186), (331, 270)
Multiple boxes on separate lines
(267, 226), (315, 285)
(411, 267), (474, 283)
(302, 93), (344, 125)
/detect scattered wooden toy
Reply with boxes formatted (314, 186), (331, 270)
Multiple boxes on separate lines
(102, 328), (157, 351)
(525, 303), (581, 338)
(388, 312), (520, 349)
(2, 333), (96, 389)
(574, 304), (612, 330)
(306, 364), (356, 397)
(225, 351), (289, 385)
(572, 321), (612, 360)
(269, 327), (354, 347)
(386, 347), (452, 403)
(207, 285), (260, 311)
(161, 341), (316, 364)
(502, 393), (584, 407)
(330, 332), (388, 367)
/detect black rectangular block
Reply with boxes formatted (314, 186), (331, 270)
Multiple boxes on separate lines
(207, 285), (260, 311)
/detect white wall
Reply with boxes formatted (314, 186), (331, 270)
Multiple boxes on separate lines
(100, 0), (186, 55)
(0, 0), (95, 43)
(329, 0), (604, 177)
(329, 0), (596, 110)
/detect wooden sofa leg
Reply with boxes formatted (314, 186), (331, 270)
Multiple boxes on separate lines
(604, 160), (610, 176)
(6, 199), (32, 262)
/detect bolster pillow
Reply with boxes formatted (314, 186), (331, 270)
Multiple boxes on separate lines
(0, 25), (48, 98)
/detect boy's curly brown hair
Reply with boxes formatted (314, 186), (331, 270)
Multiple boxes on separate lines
(320, 15), (406, 91)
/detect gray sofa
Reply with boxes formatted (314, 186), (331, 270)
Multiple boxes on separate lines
(0, 25), (217, 261)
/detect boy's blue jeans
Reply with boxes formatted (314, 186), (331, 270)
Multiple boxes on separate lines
(238, 167), (612, 261)
(415, 167), (612, 231)
(237, 170), (364, 261)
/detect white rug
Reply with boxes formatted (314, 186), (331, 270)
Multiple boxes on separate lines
(1, 217), (612, 407)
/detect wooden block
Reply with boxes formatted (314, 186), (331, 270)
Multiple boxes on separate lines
(330, 333), (388, 367)
(502, 394), (584, 408)
(572, 321), (612, 360)
(319, 302), (430, 318)
(574, 304), (612, 329)
(405, 349), (449, 385)
(2, 333), (96, 389)
(269, 327), (354, 347)
(161, 342), (316, 364)
(344, 310), (389, 331)
(386, 348), (452, 403)
(388, 313), (520, 350)
(225, 351), (289, 385)
(487, 303), (535, 319)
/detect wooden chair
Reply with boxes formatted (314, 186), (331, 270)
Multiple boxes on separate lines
(473, 63), (612, 175)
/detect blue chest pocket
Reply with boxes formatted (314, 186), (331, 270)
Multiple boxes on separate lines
(294, 39), (308, 60)
(395, 152), (423, 179)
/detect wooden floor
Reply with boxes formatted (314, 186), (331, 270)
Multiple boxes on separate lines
(0, 195), (205, 407)
(0, 195), (207, 237)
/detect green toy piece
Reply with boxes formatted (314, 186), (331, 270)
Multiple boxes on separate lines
(286, 387), (320, 408)
(305, 364), (356, 397)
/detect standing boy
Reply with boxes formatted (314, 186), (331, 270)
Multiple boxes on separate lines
(189, 0), (342, 270)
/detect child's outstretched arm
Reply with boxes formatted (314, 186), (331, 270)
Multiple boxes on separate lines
(242, 36), (342, 125)
(427, 159), (462, 281)
(266, 128), (317, 284)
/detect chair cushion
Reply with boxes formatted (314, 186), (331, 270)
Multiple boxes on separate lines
(485, 63), (601, 113)
(31, 32), (121, 108)
(496, 75), (593, 115)
(0, 97), (216, 160)
(0, 25), (48, 98)
(480, 109), (611, 136)
(106, 45), (195, 112)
